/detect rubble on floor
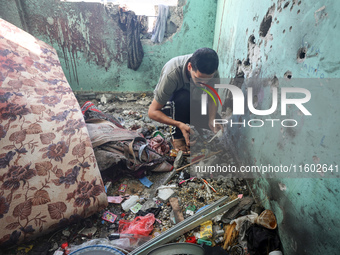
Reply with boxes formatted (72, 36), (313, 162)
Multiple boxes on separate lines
(2, 94), (283, 255)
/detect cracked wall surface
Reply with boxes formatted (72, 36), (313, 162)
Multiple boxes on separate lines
(0, 0), (217, 92)
(214, 0), (340, 254)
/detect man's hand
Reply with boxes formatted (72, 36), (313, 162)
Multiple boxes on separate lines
(149, 99), (193, 146)
(178, 122), (191, 146)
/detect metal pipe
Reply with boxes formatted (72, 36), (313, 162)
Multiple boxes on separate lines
(129, 197), (240, 255)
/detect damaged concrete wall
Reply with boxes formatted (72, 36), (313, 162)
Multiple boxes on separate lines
(0, 0), (217, 92)
(214, 0), (340, 254)
(0, 1), (25, 30)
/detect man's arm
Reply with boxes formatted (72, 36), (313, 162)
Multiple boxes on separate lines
(148, 99), (191, 145)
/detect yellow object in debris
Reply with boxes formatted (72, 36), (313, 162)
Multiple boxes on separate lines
(17, 244), (33, 253)
(223, 222), (239, 250)
(170, 149), (177, 157)
(200, 220), (213, 239)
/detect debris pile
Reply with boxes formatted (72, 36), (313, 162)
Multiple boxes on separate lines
(3, 94), (283, 255)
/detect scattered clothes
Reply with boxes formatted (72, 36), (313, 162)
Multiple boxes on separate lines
(238, 220), (254, 252)
(82, 104), (173, 179)
(148, 134), (170, 155)
(119, 9), (144, 70)
(151, 5), (169, 43)
(82, 101), (124, 128)
(245, 224), (282, 255)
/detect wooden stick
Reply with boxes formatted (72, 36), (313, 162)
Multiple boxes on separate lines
(176, 150), (222, 172)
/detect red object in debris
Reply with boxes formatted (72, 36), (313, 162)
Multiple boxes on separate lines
(61, 242), (68, 249)
(121, 213), (126, 217)
(119, 184), (128, 193)
(61, 242), (70, 255)
(119, 213), (155, 236)
(185, 236), (197, 243)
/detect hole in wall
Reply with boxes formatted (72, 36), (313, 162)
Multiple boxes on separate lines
(289, 26), (292, 32)
(297, 9), (300, 14)
(259, 14), (272, 37)
(284, 71), (292, 79)
(244, 58), (251, 66)
(283, 29), (285, 33)
(270, 75), (279, 87)
(283, 2), (290, 9)
(251, 138), (255, 144)
(298, 1), (301, 5)
(248, 34), (256, 44)
(259, 4), (275, 38)
(297, 47), (307, 62)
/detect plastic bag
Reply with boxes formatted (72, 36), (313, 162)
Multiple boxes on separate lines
(230, 211), (258, 231)
(119, 213), (155, 236)
(255, 210), (277, 230)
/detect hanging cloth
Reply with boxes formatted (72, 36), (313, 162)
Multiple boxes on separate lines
(151, 5), (169, 43)
(119, 9), (144, 70)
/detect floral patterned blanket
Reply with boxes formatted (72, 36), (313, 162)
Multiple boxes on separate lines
(0, 19), (107, 248)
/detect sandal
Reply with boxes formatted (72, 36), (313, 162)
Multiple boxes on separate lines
(171, 138), (190, 155)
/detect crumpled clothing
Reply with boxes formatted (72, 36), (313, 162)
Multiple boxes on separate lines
(119, 9), (144, 70)
(148, 134), (170, 155)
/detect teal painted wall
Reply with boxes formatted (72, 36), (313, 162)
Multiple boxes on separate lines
(0, 0), (217, 92)
(214, 0), (340, 254)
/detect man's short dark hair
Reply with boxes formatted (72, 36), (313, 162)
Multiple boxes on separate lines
(190, 48), (219, 75)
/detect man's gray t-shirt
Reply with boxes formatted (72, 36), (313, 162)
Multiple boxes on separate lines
(154, 54), (220, 106)
(153, 54), (192, 106)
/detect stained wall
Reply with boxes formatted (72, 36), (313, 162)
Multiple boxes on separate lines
(214, 0), (340, 254)
(0, 0), (218, 92)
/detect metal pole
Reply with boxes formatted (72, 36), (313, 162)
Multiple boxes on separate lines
(129, 197), (240, 255)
